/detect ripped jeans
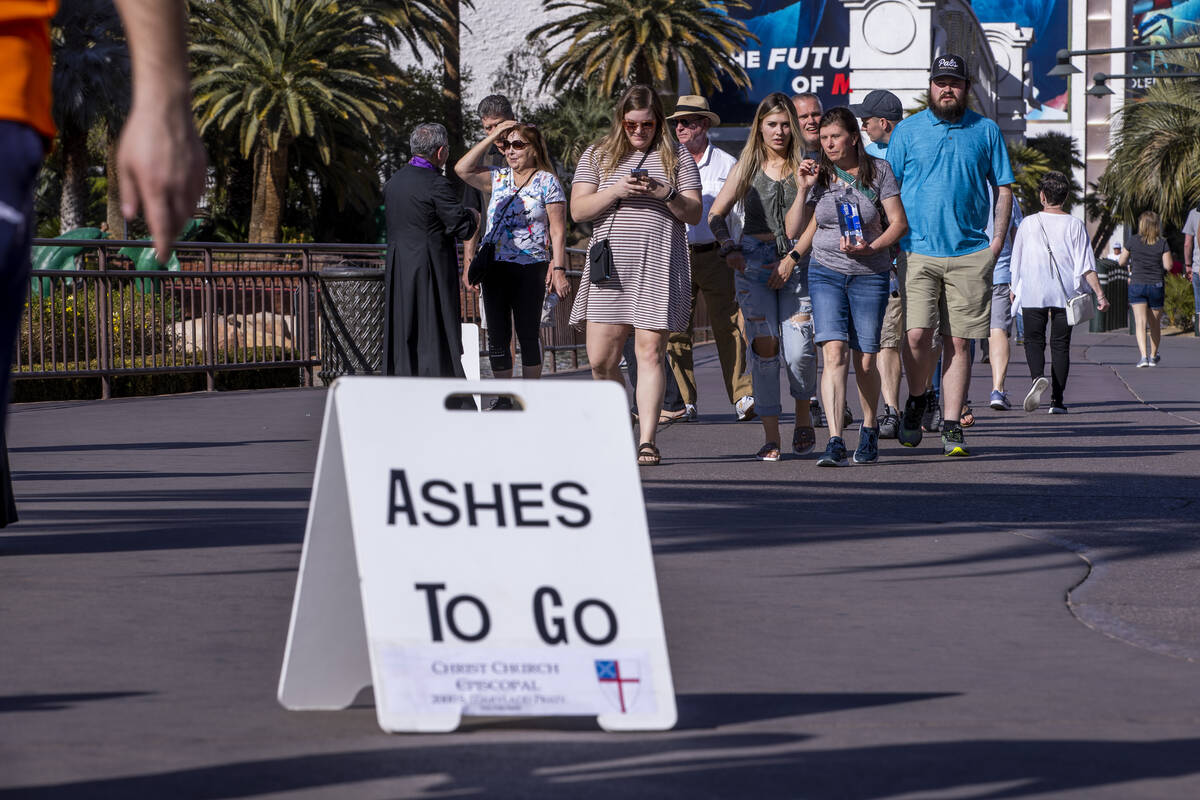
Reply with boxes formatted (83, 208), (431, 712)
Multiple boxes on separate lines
(734, 237), (817, 418)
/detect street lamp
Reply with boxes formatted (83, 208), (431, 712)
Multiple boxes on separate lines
(1050, 42), (1200, 78)
(1087, 71), (1200, 96)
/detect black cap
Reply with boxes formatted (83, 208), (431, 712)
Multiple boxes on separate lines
(930, 53), (969, 82)
(848, 90), (903, 122)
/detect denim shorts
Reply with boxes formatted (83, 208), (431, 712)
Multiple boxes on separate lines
(1128, 282), (1164, 309)
(808, 260), (890, 353)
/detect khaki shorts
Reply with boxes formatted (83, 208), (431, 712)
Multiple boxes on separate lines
(903, 248), (995, 339)
(879, 293), (904, 349)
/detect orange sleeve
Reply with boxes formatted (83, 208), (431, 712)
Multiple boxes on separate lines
(0, 2), (57, 141)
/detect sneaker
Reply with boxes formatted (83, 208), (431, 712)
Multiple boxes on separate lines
(942, 424), (969, 457)
(853, 426), (879, 464)
(810, 398), (826, 428)
(488, 396), (515, 411)
(816, 436), (849, 467)
(1023, 377), (1050, 412)
(1048, 403), (1068, 414)
(1136, 358), (1151, 368)
(842, 404), (854, 429)
(683, 403), (699, 422)
(1151, 354), (1160, 365)
(920, 390), (941, 432)
(735, 395), (756, 421)
(878, 405), (900, 439)
(989, 389), (1011, 411)
(898, 394), (926, 447)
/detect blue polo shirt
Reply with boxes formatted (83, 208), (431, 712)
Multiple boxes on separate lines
(886, 108), (1014, 257)
(864, 139), (887, 158)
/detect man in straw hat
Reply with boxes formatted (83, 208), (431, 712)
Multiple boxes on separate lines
(662, 95), (755, 423)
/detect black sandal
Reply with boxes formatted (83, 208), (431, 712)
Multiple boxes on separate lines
(960, 403), (975, 428)
(636, 442), (661, 466)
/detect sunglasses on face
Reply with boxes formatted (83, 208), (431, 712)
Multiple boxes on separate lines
(497, 140), (528, 151)
(674, 117), (705, 129)
(623, 120), (656, 134)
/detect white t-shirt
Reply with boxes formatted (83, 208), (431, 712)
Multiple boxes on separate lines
(686, 143), (737, 245)
(1183, 208), (1200, 267)
(1010, 212), (1096, 313)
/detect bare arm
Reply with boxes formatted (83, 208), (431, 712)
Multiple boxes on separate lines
(1162, 249), (1173, 276)
(545, 202), (570, 298)
(113, 0), (207, 260)
(785, 158), (818, 239)
(1117, 250), (1130, 269)
(571, 177), (640, 223)
(1084, 271), (1110, 311)
(455, 122), (516, 192)
(872, 195), (908, 252)
(1185, 233), (1194, 280)
(990, 185), (1012, 259)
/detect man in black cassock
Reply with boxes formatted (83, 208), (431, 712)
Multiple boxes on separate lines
(383, 122), (480, 377)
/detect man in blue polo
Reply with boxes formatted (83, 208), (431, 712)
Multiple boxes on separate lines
(886, 54), (1013, 456)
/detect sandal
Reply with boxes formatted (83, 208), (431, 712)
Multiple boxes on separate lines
(636, 442), (661, 466)
(792, 425), (816, 455)
(756, 442), (781, 462)
(960, 403), (975, 428)
(658, 408), (686, 425)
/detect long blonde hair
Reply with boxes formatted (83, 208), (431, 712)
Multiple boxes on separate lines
(1137, 210), (1161, 245)
(730, 92), (804, 202)
(593, 85), (678, 182)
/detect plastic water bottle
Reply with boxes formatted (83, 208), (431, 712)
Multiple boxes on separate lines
(540, 291), (559, 327)
(837, 190), (864, 246)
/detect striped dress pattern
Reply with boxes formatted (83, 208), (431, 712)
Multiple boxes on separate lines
(569, 144), (703, 332)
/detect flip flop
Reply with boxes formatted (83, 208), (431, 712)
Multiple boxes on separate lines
(960, 403), (975, 428)
(756, 442), (781, 462)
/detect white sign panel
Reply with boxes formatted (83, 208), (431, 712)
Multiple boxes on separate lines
(278, 377), (676, 732)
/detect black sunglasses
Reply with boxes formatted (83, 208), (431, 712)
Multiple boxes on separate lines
(497, 140), (529, 151)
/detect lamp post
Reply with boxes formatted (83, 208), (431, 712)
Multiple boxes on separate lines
(1086, 71), (1200, 96)
(1050, 43), (1200, 77)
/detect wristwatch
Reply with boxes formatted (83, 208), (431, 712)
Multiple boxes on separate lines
(787, 250), (802, 262)
(663, 185), (678, 203)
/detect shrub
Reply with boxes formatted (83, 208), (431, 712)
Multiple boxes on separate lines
(1164, 272), (1195, 331)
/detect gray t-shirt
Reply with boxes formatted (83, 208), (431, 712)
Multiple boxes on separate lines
(806, 158), (899, 275)
(1126, 234), (1169, 285)
(1183, 208), (1200, 268)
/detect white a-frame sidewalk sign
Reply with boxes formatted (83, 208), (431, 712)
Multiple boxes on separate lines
(278, 377), (676, 732)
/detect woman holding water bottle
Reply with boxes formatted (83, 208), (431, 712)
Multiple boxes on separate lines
(789, 107), (907, 466)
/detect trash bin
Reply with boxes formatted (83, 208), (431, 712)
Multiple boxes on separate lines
(318, 265), (385, 385)
(1091, 257), (1127, 333)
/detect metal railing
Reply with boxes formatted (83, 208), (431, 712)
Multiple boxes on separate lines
(17, 239), (716, 396)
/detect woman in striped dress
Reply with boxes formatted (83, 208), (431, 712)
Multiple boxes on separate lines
(570, 85), (703, 466)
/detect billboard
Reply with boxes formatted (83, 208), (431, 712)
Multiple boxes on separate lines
(708, 0), (851, 125)
(1128, 0), (1200, 98)
(971, 0), (1069, 120)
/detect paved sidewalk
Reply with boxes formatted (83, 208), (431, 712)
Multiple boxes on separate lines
(1, 329), (1198, 799)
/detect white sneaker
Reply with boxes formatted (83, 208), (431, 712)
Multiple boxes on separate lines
(683, 403), (699, 422)
(1136, 358), (1150, 368)
(1023, 377), (1050, 412)
(735, 395), (756, 421)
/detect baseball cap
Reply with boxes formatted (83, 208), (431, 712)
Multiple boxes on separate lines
(930, 53), (969, 82)
(848, 90), (903, 122)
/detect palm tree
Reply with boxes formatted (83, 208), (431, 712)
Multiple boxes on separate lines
(529, 0), (757, 96)
(190, 0), (400, 242)
(1101, 53), (1200, 231)
(50, 0), (130, 233)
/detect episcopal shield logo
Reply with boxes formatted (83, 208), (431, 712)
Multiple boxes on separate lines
(594, 659), (641, 713)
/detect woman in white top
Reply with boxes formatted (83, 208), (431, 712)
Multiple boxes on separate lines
(1010, 171), (1109, 413)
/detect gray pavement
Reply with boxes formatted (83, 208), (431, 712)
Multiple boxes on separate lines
(1, 329), (1199, 799)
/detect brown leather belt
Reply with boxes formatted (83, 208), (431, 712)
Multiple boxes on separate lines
(690, 241), (719, 253)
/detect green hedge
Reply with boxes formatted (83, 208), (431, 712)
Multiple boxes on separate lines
(1164, 273), (1195, 331)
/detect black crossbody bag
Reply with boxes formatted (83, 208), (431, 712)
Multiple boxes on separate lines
(467, 171), (533, 286)
(589, 151), (651, 284)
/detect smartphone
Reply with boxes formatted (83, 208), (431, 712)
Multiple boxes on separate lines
(630, 168), (649, 180)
